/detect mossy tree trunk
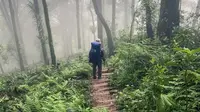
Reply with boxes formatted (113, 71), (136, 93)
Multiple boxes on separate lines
(42, 0), (57, 66)
(33, 0), (49, 65)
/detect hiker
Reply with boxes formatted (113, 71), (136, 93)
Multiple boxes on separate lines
(89, 38), (105, 79)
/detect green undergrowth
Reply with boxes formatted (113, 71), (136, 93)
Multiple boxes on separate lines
(108, 29), (200, 112)
(0, 56), (94, 112)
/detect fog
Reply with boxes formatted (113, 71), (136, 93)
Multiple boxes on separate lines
(0, 0), (198, 73)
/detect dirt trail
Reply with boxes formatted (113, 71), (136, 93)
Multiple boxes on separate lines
(91, 70), (117, 112)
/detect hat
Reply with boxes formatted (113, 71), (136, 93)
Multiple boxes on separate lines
(96, 38), (101, 42)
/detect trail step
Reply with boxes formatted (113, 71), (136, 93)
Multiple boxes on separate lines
(91, 69), (117, 112)
(92, 83), (108, 88)
(110, 90), (118, 94)
(95, 87), (109, 92)
(96, 99), (115, 104)
(92, 79), (109, 84)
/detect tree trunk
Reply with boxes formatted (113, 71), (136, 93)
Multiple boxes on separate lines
(0, 63), (4, 74)
(8, 0), (25, 71)
(157, 0), (180, 41)
(102, 0), (105, 17)
(179, 0), (182, 10)
(92, 0), (114, 56)
(112, 0), (116, 38)
(42, 0), (57, 66)
(193, 0), (200, 27)
(33, 0), (49, 65)
(96, 0), (103, 45)
(76, 0), (82, 49)
(81, 0), (86, 51)
(124, 0), (128, 27)
(1, 0), (27, 66)
(88, 1), (96, 40)
(102, 0), (106, 39)
(15, 11), (28, 66)
(130, 0), (136, 40)
(144, 0), (154, 39)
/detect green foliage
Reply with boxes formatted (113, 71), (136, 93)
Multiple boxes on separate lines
(173, 28), (200, 49)
(109, 31), (200, 112)
(109, 38), (167, 89)
(0, 57), (93, 112)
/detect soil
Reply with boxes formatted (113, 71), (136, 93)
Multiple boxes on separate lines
(91, 70), (117, 112)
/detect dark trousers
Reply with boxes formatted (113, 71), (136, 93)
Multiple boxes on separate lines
(92, 62), (102, 79)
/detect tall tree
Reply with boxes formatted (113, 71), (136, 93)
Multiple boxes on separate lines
(96, 0), (103, 45)
(92, 0), (114, 56)
(88, 0), (96, 40)
(192, 0), (200, 27)
(124, 0), (128, 27)
(112, 0), (116, 38)
(144, 0), (154, 38)
(76, 0), (82, 49)
(8, 0), (25, 70)
(42, 0), (57, 66)
(81, 0), (86, 50)
(130, 0), (136, 39)
(157, 0), (180, 40)
(0, 0), (28, 66)
(14, 2), (28, 66)
(30, 0), (49, 65)
(179, 0), (182, 10)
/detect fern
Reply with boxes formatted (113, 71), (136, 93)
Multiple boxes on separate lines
(111, 36), (200, 112)
(0, 57), (93, 111)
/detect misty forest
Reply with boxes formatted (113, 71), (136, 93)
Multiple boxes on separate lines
(0, 0), (200, 112)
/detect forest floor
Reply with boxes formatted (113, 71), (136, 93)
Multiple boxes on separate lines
(91, 69), (117, 112)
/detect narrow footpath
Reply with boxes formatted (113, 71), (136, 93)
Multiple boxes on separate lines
(91, 70), (117, 112)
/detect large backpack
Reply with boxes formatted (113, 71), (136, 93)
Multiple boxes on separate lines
(89, 42), (101, 63)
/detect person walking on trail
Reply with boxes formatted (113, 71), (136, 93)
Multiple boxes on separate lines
(89, 38), (105, 79)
